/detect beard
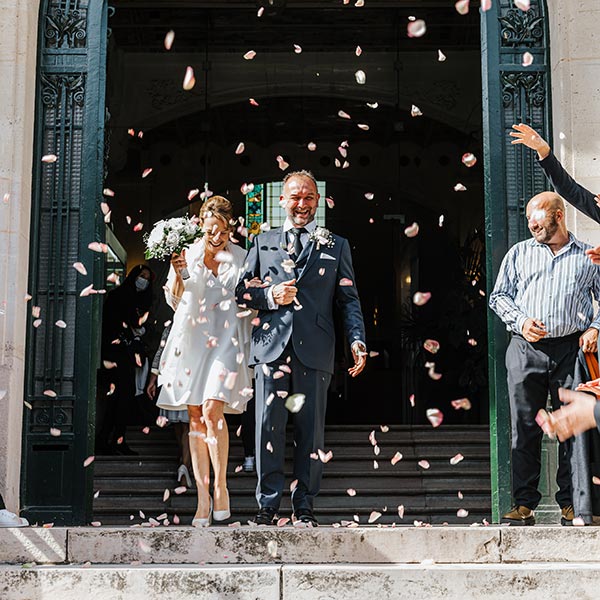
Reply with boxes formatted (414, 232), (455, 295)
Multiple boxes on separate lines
(532, 216), (559, 243)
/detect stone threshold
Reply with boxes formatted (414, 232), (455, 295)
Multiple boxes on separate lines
(2, 563), (600, 600)
(2, 525), (600, 566)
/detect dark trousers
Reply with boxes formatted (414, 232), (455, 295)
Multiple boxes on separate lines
(241, 398), (256, 458)
(506, 333), (579, 510)
(254, 345), (331, 512)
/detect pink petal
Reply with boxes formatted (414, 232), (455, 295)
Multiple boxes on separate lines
(174, 486), (187, 495)
(514, 0), (530, 11)
(438, 50), (447, 62)
(257, 6), (264, 16)
(450, 453), (464, 465)
(339, 278), (354, 287)
(368, 511), (382, 524)
(266, 441), (274, 453)
(293, 44), (302, 54)
(357, 124), (369, 131)
(461, 153), (477, 168)
(404, 222), (419, 237)
(455, 0), (469, 15)
(458, 491), (464, 499)
(243, 50), (256, 60)
(83, 456), (95, 467)
(43, 389), (57, 398)
(55, 320), (67, 328)
(457, 509), (469, 518)
(411, 105), (423, 117)
(364, 192), (374, 200)
(418, 460), (430, 469)
(235, 142), (245, 155)
(407, 19), (427, 38)
(249, 98), (259, 106)
(409, 394), (415, 407)
(451, 398), (472, 411)
(318, 449), (333, 463)
(481, 0), (492, 10)
(423, 339), (440, 354)
(522, 51), (534, 67)
(454, 183), (467, 192)
(133, 222), (144, 232)
(346, 488), (357, 496)
(42, 154), (58, 163)
(50, 428), (61, 437)
(338, 110), (351, 120)
(326, 197), (335, 209)
(103, 188), (115, 197)
(355, 70), (366, 85)
(391, 452), (403, 465)
(142, 168), (153, 178)
(398, 505), (405, 518)
(426, 408), (444, 427)
(307, 142), (317, 151)
(163, 489), (170, 502)
(355, 45), (362, 57)
(412, 291), (431, 306)
(182, 66), (195, 90)
(164, 30), (175, 50)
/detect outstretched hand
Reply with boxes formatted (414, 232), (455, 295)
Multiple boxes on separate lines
(509, 123), (551, 160)
(348, 343), (367, 378)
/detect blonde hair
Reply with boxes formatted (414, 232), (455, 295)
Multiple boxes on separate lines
(199, 195), (234, 230)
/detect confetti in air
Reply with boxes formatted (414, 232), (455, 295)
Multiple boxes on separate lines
(407, 19), (427, 38)
(461, 153), (477, 168)
(426, 408), (444, 427)
(411, 105), (423, 117)
(404, 222), (419, 237)
(522, 52), (534, 67)
(182, 66), (195, 90)
(164, 30), (175, 50)
(455, 0), (470, 14)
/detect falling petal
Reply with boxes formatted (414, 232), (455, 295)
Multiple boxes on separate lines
(43, 389), (57, 397)
(522, 51), (534, 67)
(411, 105), (423, 117)
(482, 0), (492, 10)
(413, 291), (431, 306)
(355, 45), (362, 56)
(174, 486), (187, 495)
(373, 460), (379, 469)
(338, 110), (351, 120)
(50, 427), (61, 437)
(439, 215), (445, 227)
(404, 222), (419, 237)
(573, 517), (585, 526)
(450, 453), (464, 465)
(142, 426), (150, 435)
(455, 0), (470, 15)
(318, 449), (333, 463)
(462, 153), (477, 168)
(454, 183), (467, 192)
(368, 511), (382, 524)
(163, 489), (170, 502)
(73, 262), (87, 275)
(335, 158), (341, 168)
(326, 197), (335, 209)
(133, 222), (143, 232)
(380, 425), (389, 433)
(80, 284), (95, 297)
(243, 50), (256, 60)
(142, 168), (153, 178)
(593, 476), (600, 485)
(164, 30), (175, 50)
(366, 102), (379, 109)
(241, 183), (255, 195)
(83, 456), (95, 467)
(307, 142), (317, 151)
(457, 509), (469, 518)
(285, 393), (306, 413)
(277, 517), (290, 527)
(407, 19), (427, 38)
(266, 441), (274, 453)
(355, 0), (364, 6)
(235, 465), (243, 473)
(425, 362), (443, 381)
(346, 488), (357, 496)
(257, 6), (264, 16)
(458, 491), (464, 499)
(235, 142), (245, 155)
(451, 398), (472, 411)
(398, 505), (405, 518)
(514, 0), (530, 10)
(267, 540), (278, 557)
(391, 452), (403, 465)
(182, 66), (195, 90)
(438, 49), (447, 62)
(276, 155), (289, 170)
(357, 124), (369, 131)
(355, 69), (366, 84)
(55, 320), (67, 329)
(249, 98), (259, 106)
(418, 460), (430, 469)
(426, 408), (444, 428)
(293, 44), (302, 54)
(42, 154), (58, 163)
(369, 351), (379, 358)
(423, 339), (440, 354)
(33, 319), (42, 328)
(339, 278), (354, 287)
(343, 160), (350, 168)
(102, 188), (115, 197)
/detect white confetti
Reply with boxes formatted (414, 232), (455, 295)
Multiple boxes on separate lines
(164, 30), (175, 50)
(182, 66), (195, 90)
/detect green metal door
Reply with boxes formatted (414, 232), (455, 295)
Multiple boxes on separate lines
(481, 0), (553, 522)
(21, 0), (108, 525)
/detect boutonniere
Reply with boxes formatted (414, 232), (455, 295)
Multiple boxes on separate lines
(309, 226), (335, 249)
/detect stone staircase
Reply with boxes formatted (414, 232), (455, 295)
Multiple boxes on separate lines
(93, 424), (491, 526)
(2, 526), (600, 599)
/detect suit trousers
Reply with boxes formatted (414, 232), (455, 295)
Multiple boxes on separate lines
(506, 333), (579, 510)
(254, 344), (332, 512)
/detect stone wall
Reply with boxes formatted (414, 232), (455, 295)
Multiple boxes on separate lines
(547, 0), (600, 245)
(0, 0), (39, 511)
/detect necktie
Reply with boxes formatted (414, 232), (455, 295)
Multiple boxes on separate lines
(289, 227), (307, 259)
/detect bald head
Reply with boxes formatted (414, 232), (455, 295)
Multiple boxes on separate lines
(527, 191), (565, 214)
(526, 191), (568, 246)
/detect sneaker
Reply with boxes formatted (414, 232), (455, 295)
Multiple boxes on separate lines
(501, 505), (535, 526)
(0, 509), (29, 528)
(561, 505), (575, 526)
(243, 456), (256, 473)
(292, 508), (318, 527)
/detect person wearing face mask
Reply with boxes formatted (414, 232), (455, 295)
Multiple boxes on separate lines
(97, 264), (154, 456)
(156, 196), (254, 527)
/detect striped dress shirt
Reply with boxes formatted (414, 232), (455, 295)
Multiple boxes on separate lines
(489, 233), (600, 338)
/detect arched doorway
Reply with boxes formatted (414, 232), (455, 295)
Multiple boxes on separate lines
(23, 0), (552, 525)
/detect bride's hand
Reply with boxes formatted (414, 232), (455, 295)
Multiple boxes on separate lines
(171, 250), (188, 277)
(245, 277), (266, 288)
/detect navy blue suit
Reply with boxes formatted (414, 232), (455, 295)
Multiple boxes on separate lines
(235, 226), (366, 511)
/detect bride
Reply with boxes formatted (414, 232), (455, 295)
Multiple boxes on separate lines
(156, 196), (253, 526)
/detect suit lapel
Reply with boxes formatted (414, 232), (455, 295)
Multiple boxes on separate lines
(277, 228), (290, 266)
(297, 240), (319, 281)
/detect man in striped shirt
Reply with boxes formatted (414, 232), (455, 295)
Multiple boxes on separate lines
(489, 192), (600, 525)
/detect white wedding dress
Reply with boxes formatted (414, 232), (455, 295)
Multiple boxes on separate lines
(156, 239), (253, 414)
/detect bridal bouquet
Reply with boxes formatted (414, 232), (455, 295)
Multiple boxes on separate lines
(144, 215), (202, 280)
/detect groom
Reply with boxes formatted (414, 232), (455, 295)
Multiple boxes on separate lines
(235, 170), (367, 526)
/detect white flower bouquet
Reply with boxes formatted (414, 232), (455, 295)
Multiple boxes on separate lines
(144, 215), (203, 280)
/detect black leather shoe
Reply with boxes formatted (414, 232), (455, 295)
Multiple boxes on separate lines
(293, 508), (318, 527)
(255, 507), (278, 526)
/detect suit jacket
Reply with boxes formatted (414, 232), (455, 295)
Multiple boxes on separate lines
(539, 152), (600, 224)
(235, 227), (366, 374)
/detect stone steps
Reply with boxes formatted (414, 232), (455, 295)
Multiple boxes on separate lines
(2, 527), (598, 599)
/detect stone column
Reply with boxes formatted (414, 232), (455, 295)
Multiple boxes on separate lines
(0, 0), (40, 511)
(548, 0), (600, 245)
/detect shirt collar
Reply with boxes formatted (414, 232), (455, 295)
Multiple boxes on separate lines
(527, 231), (582, 250)
(283, 218), (317, 234)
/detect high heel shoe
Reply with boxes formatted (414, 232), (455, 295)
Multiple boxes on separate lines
(177, 464), (192, 488)
(192, 498), (212, 528)
(213, 489), (231, 522)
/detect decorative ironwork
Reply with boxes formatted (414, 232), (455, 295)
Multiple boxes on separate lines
(41, 73), (85, 108)
(499, 8), (544, 47)
(501, 72), (546, 108)
(44, 6), (87, 49)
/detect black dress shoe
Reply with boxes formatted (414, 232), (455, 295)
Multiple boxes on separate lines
(255, 507), (278, 525)
(293, 508), (318, 527)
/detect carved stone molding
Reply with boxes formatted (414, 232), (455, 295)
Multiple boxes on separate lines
(44, 6), (87, 49)
(501, 72), (545, 108)
(499, 8), (544, 47)
(41, 73), (86, 108)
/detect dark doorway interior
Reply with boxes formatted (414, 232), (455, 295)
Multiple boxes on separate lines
(103, 1), (487, 428)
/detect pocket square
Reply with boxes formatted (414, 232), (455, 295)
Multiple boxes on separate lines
(320, 252), (336, 261)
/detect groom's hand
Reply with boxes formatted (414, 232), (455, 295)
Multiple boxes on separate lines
(348, 342), (367, 378)
(272, 279), (297, 305)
